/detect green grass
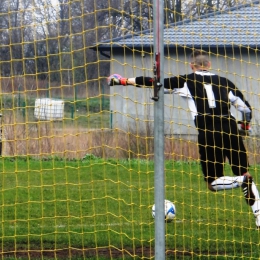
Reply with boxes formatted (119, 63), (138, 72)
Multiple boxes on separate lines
(0, 158), (259, 259)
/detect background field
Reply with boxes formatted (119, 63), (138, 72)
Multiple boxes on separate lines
(0, 158), (259, 259)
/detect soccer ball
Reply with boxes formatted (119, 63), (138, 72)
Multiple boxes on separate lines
(152, 200), (176, 222)
(107, 74), (122, 86)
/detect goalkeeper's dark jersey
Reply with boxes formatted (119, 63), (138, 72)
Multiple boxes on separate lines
(135, 70), (252, 121)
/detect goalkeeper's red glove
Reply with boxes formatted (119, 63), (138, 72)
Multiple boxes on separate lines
(239, 112), (252, 136)
(240, 123), (250, 131)
(107, 74), (128, 86)
(239, 122), (251, 136)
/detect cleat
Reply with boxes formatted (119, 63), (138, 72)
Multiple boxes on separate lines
(241, 175), (255, 206)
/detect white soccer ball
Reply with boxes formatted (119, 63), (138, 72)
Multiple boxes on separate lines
(152, 199), (176, 222)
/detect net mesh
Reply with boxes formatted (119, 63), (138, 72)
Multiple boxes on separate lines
(0, 0), (259, 259)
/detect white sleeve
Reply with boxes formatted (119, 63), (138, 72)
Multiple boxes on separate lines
(172, 83), (192, 98)
(228, 91), (251, 113)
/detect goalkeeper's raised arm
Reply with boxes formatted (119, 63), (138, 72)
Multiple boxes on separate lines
(107, 74), (154, 87)
(107, 74), (180, 89)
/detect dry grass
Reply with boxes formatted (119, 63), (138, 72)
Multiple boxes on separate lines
(2, 122), (199, 160)
(0, 108), (198, 160)
(1, 106), (259, 164)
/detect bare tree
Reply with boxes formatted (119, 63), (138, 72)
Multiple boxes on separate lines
(184, 0), (251, 17)
(0, 0), (254, 88)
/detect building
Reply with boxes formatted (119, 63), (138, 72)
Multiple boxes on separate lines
(92, 1), (260, 136)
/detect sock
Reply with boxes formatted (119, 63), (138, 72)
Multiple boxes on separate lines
(211, 176), (245, 191)
(250, 181), (260, 217)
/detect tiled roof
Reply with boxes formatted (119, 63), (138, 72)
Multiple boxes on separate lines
(95, 1), (260, 50)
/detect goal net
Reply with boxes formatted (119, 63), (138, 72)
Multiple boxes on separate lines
(0, 0), (259, 259)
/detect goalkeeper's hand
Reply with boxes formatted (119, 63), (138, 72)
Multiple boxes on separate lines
(239, 112), (252, 136)
(107, 74), (128, 86)
(239, 122), (252, 136)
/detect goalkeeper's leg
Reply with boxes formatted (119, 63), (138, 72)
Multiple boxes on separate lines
(209, 175), (260, 228)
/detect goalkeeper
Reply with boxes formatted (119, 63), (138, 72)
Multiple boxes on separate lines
(108, 49), (260, 229)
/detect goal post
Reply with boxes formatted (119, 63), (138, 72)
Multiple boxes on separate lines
(152, 0), (166, 259)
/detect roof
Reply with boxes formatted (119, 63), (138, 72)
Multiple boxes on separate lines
(94, 1), (260, 51)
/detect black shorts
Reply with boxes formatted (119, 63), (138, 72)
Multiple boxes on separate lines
(195, 116), (249, 183)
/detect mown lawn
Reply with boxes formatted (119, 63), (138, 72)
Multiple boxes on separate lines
(0, 158), (259, 259)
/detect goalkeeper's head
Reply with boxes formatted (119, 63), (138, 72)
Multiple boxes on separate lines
(189, 49), (211, 71)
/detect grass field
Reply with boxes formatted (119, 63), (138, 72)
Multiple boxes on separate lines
(0, 157), (259, 259)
